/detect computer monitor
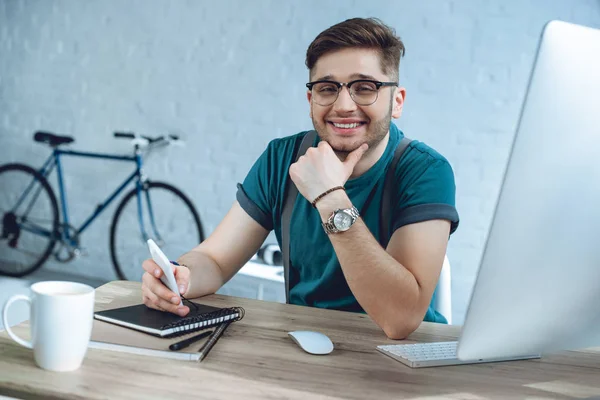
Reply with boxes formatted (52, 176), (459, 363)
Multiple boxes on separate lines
(457, 20), (600, 361)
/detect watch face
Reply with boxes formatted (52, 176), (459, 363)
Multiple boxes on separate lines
(333, 211), (353, 231)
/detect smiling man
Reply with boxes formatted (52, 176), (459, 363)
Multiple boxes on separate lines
(141, 18), (459, 339)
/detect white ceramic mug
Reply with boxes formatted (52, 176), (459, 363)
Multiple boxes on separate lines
(2, 281), (95, 372)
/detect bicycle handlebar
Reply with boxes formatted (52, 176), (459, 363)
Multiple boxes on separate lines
(113, 132), (136, 139)
(113, 132), (180, 143)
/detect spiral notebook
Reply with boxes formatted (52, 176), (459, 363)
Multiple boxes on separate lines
(89, 319), (210, 361)
(94, 302), (244, 338)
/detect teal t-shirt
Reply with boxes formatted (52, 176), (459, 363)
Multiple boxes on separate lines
(237, 123), (459, 323)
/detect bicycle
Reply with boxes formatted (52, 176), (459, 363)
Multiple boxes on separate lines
(0, 131), (205, 280)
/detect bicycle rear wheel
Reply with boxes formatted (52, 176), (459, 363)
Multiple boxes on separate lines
(110, 181), (205, 281)
(0, 163), (59, 277)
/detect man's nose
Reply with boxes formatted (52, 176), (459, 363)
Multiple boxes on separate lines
(333, 86), (358, 112)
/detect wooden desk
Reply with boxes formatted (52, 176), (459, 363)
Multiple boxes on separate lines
(1, 281), (600, 399)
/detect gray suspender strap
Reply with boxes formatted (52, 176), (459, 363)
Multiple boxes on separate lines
(281, 130), (317, 304)
(380, 136), (413, 246)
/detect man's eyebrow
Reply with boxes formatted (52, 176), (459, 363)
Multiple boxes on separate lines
(350, 73), (378, 80)
(313, 74), (334, 81)
(311, 73), (380, 82)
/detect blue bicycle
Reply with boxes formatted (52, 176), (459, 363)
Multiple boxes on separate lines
(0, 131), (204, 280)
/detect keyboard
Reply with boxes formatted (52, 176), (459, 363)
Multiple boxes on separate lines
(376, 342), (540, 368)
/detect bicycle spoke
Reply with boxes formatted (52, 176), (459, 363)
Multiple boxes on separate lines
(19, 220), (55, 238)
(144, 187), (163, 242)
(0, 207), (55, 227)
(22, 179), (48, 217)
(0, 164), (58, 277)
(1, 245), (50, 259)
(111, 182), (204, 281)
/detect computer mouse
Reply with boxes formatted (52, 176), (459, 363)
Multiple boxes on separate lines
(288, 331), (334, 355)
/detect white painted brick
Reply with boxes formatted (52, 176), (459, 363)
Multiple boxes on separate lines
(1, 0), (599, 323)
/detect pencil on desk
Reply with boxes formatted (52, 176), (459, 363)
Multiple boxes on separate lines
(198, 321), (231, 362)
(169, 329), (213, 351)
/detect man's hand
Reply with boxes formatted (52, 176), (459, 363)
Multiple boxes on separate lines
(288, 141), (368, 202)
(141, 259), (191, 316)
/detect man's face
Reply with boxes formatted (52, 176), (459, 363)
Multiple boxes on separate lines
(307, 48), (405, 156)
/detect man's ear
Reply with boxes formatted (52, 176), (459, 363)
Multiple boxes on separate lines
(307, 90), (313, 118)
(391, 87), (406, 119)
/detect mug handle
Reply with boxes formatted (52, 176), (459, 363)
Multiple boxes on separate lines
(2, 295), (33, 349)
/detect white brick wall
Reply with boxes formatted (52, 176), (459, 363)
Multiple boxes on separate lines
(1, 0), (599, 323)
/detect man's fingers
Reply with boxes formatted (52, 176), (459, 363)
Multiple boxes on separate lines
(144, 291), (189, 316)
(344, 143), (369, 168)
(317, 140), (331, 150)
(142, 286), (167, 312)
(142, 259), (163, 278)
(143, 293), (166, 312)
(142, 281), (190, 316)
(173, 266), (190, 295)
(142, 272), (179, 304)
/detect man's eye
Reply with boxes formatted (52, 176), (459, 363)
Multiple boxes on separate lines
(318, 86), (338, 93)
(355, 84), (377, 92)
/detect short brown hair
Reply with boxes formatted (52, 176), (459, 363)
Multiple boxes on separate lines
(306, 18), (405, 80)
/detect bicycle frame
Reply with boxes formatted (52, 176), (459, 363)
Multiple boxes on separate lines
(15, 147), (160, 247)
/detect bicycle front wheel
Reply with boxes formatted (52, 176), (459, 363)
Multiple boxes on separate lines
(0, 163), (59, 277)
(110, 181), (205, 281)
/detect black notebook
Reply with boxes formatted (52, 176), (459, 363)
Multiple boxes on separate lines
(94, 303), (244, 338)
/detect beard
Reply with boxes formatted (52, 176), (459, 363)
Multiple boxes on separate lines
(311, 101), (393, 158)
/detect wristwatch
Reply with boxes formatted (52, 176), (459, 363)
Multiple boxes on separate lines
(322, 206), (360, 234)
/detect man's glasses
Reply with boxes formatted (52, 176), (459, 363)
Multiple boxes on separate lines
(306, 79), (398, 106)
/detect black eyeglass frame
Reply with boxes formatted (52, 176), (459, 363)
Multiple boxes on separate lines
(305, 79), (399, 106)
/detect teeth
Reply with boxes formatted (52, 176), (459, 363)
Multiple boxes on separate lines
(333, 122), (361, 129)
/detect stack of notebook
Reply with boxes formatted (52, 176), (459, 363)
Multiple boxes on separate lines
(91, 302), (244, 361)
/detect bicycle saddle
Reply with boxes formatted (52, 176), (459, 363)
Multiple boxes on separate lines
(34, 131), (75, 147)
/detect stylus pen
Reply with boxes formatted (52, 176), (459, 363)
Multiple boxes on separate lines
(169, 330), (213, 351)
(198, 321), (231, 362)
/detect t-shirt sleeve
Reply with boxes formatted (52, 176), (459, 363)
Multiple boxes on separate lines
(235, 133), (308, 233)
(235, 143), (277, 231)
(393, 158), (460, 234)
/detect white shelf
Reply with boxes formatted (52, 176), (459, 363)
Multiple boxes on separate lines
(217, 260), (285, 303)
(238, 260), (284, 283)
